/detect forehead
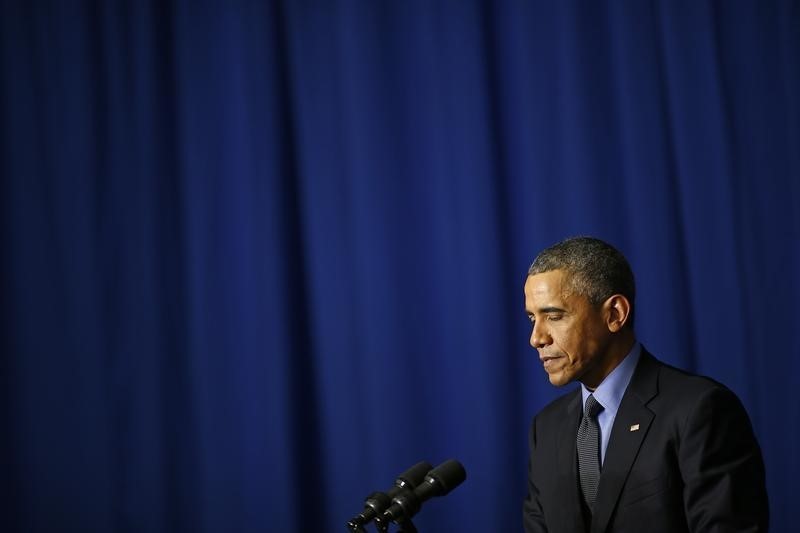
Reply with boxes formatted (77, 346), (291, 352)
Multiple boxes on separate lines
(524, 270), (569, 302)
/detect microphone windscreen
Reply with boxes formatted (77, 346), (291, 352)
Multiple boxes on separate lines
(397, 461), (433, 489)
(426, 459), (466, 495)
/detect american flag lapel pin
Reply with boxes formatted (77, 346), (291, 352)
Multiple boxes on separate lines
(630, 424), (640, 432)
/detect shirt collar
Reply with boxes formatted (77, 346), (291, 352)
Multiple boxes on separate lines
(581, 342), (641, 416)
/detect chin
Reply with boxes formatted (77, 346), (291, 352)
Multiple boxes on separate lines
(547, 373), (572, 387)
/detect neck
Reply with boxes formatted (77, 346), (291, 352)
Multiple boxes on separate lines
(583, 331), (636, 389)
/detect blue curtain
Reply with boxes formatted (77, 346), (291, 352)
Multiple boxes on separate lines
(2, 1), (798, 532)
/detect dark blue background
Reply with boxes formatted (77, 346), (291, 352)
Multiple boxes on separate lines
(2, 1), (798, 532)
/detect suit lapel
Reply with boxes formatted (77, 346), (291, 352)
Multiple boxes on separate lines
(591, 351), (659, 533)
(556, 389), (587, 532)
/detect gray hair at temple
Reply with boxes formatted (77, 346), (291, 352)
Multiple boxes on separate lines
(528, 236), (636, 328)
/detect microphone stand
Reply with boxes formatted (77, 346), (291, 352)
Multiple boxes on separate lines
(395, 517), (418, 533)
(375, 517), (418, 533)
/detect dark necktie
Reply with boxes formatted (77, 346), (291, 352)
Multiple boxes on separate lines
(577, 394), (604, 511)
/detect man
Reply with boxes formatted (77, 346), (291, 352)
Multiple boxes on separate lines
(522, 237), (768, 533)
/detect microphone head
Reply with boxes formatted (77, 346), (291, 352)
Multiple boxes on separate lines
(377, 459), (467, 527)
(396, 461), (433, 490)
(424, 459), (466, 496)
(346, 460), (433, 530)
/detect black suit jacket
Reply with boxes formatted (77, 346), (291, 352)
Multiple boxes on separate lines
(523, 349), (768, 533)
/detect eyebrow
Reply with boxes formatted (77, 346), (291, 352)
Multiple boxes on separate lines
(531, 306), (567, 314)
(525, 307), (567, 316)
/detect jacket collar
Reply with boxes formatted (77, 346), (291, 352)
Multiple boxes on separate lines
(590, 349), (659, 533)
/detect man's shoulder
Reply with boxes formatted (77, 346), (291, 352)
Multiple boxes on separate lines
(533, 387), (580, 423)
(641, 351), (746, 411)
(646, 352), (733, 394)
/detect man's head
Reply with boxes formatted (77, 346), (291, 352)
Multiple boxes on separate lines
(524, 237), (636, 388)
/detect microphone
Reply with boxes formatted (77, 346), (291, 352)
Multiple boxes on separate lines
(346, 461), (433, 531)
(374, 459), (466, 529)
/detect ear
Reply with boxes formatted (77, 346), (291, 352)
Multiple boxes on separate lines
(603, 294), (631, 332)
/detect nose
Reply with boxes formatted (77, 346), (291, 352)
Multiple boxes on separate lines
(530, 320), (551, 349)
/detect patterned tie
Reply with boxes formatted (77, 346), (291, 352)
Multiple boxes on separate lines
(577, 394), (604, 511)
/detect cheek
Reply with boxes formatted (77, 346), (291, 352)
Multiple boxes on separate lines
(557, 328), (584, 363)
(554, 326), (574, 348)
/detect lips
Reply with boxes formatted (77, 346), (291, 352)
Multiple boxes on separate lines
(540, 354), (562, 363)
(540, 354), (563, 369)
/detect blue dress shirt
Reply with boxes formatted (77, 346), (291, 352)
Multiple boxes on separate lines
(580, 342), (641, 465)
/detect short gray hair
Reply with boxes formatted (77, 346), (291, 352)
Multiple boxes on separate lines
(528, 236), (636, 327)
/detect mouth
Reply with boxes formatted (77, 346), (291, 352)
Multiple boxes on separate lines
(540, 354), (564, 369)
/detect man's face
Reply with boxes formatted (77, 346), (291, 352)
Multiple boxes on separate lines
(524, 269), (613, 388)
